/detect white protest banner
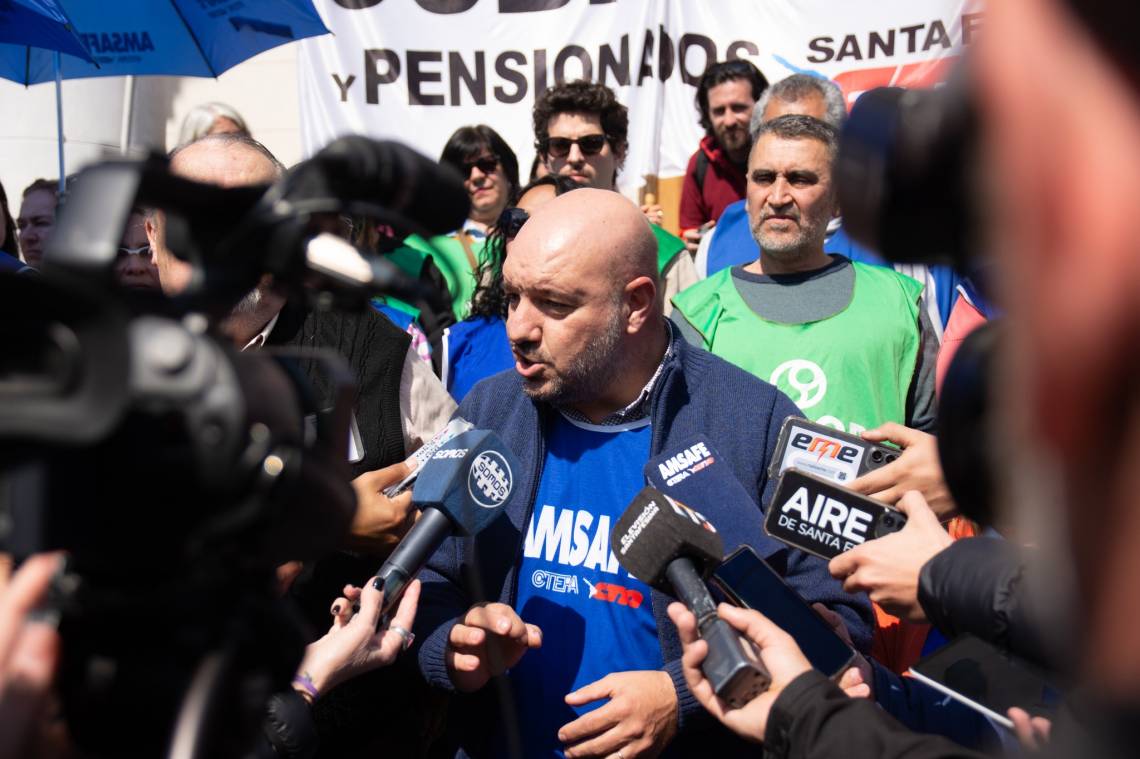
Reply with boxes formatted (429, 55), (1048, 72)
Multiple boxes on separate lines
(298, 0), (981, 230)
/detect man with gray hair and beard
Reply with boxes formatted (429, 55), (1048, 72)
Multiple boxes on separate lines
(147, 132), (456, 756)
(672, 114), (937, 438)
(411, 187), (871, 758)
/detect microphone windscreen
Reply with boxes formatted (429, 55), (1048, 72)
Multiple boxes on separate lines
(412, 429), (519, 536)
(302, 136), (470, 236)
(611, 486), (724, 592)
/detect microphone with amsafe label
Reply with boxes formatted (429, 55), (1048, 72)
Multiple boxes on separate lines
(611, 487), (771, 707)
(371, 429), (519, 621)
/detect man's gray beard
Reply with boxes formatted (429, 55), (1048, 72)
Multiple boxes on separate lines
(521, 306), (625, 408)
(751, 224), (810, 261)
(231, 286), (262, 315)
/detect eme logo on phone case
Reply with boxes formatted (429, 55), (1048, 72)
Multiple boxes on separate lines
(769, 417), (900, 484)
(765, 469), (907, 560)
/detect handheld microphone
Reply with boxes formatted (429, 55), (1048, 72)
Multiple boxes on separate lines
(281, 136), (470, 237)
(646, 435), (757, 513)
(372, 429), (518, 621)
(611, 487), (770, 707)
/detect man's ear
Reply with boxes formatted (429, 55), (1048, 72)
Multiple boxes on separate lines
(144, 212), (161, 264)
(624, 275), (657, 333)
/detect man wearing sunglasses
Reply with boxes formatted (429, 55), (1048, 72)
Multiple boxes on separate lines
(533, 80), (698, 315)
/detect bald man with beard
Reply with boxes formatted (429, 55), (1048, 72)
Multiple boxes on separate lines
(412, 189), (872, 759)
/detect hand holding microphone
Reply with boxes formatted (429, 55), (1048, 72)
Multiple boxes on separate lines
(611, 487), (770, 709)
(666, 602), (812, 744)
(370, 429), (520, 622)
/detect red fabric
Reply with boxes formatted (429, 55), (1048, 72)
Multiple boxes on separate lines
(936, 295), (988, 397)
(679, 135), (748, 231)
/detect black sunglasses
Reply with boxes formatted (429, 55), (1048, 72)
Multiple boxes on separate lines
(462, 156), (499, 176)
(497, 207), (530, 239)
(541, 134), (608, 158)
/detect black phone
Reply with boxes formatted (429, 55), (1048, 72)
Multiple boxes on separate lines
(768, 416), (900, 484)
(765, 468), (907, 560)
(909, 635), (1063, 729)
(711, 545), (856, 679)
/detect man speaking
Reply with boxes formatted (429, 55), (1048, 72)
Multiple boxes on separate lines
(412, 189), (871, 757)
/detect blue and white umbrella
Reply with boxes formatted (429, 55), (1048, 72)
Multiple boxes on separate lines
(1, 0), (328, 83)
(0, 0), (94, 72)
(0, 0), (331, 186)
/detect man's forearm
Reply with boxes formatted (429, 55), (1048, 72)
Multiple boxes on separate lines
(764, 670), (985, 759)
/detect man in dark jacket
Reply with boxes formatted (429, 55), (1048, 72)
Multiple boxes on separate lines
(411, 188), (872, 758)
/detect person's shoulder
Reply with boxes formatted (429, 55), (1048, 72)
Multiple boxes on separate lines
(673, 334), (786, 407)
(851, 260), (924, 301)
(457, 368), (525, 420)
(673, 265), (734, 311)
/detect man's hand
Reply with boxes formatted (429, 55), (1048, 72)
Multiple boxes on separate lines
(445, 603), (542, 693)
(667, 602), (812, 744)
(559, 670), (677, 758)
(681, 221), (714, 254)
(641, 203), (665, 226)
(348, 462), (417, 551)
(1008, 708), (1052, 751)
(849, 423), (957, 518)
(828, 491), (953, 622)
(0, 554), (62, 759)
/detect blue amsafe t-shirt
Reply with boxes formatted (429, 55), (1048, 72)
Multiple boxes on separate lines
(505, 413), (661, 757)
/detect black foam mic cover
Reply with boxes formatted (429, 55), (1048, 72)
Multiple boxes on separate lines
(611, 487), (723, 592)
(289, 136), (470, 236)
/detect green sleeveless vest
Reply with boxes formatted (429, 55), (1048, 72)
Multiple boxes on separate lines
(388, 234), (486, 319)
(651, 224), (686, 274)
(672, 262), (923, 434)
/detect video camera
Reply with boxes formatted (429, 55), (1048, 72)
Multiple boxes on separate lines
(0, 136), (468, 756)
(835, 68), (1000, 528)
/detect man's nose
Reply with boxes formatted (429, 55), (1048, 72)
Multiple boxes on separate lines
(767, 177), (792, 207)
(120, 254), (147, 274)
(506, 297), (542, 345)
(566, 142), (586, 165)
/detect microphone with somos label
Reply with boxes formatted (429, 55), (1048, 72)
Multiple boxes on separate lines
(370, 429), (519, 622)
(611, 486), (771, 707)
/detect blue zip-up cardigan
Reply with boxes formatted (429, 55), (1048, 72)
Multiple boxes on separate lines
(412, 328), (874, 756)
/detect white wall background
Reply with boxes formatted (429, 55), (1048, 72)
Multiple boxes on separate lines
(0, 43), (304, 211)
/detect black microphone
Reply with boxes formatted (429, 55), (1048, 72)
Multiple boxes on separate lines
(372, 429), (519, 620)
(284, 136), (471, 237)
(611, 487), (770, 707)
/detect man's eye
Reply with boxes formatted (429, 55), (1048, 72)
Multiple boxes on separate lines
(540, 298), (570, 312)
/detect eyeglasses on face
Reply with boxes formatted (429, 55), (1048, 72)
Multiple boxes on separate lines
(462, 156), (500, 176)
(541, 134), (608, 158)
(496, 207), (530, 239)
(117, 244), (151, 258)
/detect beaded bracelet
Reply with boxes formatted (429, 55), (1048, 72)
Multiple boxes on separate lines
(292, 672), (320, 703)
